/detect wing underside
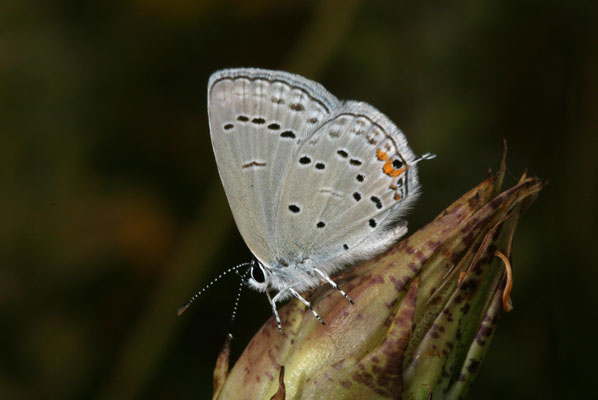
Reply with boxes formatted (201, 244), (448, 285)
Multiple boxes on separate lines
(208, 69), (423, 271)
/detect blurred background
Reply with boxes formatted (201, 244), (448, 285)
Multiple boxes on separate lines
(1, 0), (596, 398)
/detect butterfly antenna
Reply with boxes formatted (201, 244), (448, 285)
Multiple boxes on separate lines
(177, 262), (251, 316)
(227, 268), (250, 334)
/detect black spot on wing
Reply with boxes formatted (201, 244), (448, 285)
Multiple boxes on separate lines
(370, 196), (382, 209)
(281, 130), (296, 139)
(393, 159), (404, 169)
(290, 103), (305, 112)
(299, 156), (312, 165)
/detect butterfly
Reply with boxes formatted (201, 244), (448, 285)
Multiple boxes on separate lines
(180, 68), (434, 332)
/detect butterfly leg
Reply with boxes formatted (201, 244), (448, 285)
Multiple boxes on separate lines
(288, 287), (325, 326)
(313, 268), (354, 304)
(266, 291), (284, 335)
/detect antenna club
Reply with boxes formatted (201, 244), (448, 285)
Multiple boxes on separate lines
(177, 303), (191, 316)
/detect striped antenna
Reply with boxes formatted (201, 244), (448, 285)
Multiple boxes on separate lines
(227, 268), (250, 333)
(177, 262), (251, 316)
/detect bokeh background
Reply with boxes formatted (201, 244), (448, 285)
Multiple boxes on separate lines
(2, 0), (596, 398)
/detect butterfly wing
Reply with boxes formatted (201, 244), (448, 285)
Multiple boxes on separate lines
(273, 100), (422, 273)
(208, 69), (340, 265)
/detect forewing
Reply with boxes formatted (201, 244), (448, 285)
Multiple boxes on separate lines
(274, 101), (422, 264)
(208, 69), (340, 265)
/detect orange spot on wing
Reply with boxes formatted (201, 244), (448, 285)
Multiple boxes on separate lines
(389, 184), (398, 190)
(376, 149), (388, 161)
(383, 162), (406, 177)
(394, 193), (401, 201)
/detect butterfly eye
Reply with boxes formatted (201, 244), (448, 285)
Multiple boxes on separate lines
(250, 264), (266, 283)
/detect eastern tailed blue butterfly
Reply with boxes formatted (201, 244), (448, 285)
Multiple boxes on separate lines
(179, 68), (434, 332)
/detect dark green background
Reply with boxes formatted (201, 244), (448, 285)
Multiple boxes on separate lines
(2, 0), (596, 398)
